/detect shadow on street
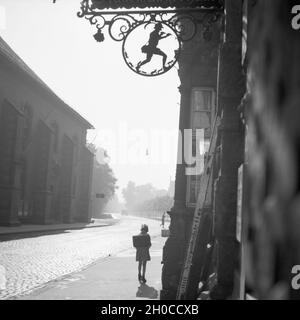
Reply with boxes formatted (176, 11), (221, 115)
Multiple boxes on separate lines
(136, 284), (158, 299)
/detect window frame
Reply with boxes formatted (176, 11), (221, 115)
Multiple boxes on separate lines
(186, 87), (215, 208)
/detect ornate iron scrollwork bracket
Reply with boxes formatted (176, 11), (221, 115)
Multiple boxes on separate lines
(75, 0), (223, 76)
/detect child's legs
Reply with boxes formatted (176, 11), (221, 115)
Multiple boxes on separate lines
(138, 261), (142, 275)
(142, 261), (147, 277)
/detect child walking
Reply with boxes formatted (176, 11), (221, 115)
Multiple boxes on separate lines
(133, 224), (151, 284)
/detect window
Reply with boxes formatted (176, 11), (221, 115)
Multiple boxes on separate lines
(72, 176), (77, 196)
(22, 105), (33, 150)
(191, 88), (213, 130)
(51, 122), (59, 153)
(72, 135), (79, 164)
(186, 88), (215, 207)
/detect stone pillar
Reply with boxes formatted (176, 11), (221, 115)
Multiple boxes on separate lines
(32, 120), (54, 224)
(160, 17), (220, 299)
(60, 135), (75, 223)
(76, 146), (94, 223)
(0, 101), (23, 226)
(210, 0), (245, 299)
(160, 83), (192, 300)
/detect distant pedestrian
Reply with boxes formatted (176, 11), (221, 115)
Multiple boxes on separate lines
(133, 224), (151, 284)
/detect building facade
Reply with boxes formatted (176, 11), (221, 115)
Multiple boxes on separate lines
(0, 36), (94, 226)
(162, 0), (300, 300)
(161, 16), (221, 299)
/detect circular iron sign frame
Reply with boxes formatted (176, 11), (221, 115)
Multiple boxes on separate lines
(122, 22), (181, 77)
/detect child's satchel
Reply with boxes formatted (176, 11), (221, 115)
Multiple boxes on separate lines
(133, 234), (150, 248)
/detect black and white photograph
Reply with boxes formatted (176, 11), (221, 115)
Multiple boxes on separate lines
(0, 0), (300, 308)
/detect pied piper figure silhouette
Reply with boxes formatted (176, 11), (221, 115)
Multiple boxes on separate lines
(136, 23), (171, 71)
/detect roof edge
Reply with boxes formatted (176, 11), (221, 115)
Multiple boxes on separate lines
(0, 36), (94, 130)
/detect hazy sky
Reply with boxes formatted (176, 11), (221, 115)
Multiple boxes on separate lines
(0, 0), (180, 196)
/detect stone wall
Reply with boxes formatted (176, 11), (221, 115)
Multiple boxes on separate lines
(0, 43), (93, 225)
(245, 0), (300, 299)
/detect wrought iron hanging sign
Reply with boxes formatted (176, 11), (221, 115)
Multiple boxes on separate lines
(75, 0), (223, 76)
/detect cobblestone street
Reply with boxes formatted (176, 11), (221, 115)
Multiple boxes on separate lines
(0, 216), (162, 300)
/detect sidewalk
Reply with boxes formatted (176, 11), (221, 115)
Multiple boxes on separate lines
(0, 218), (120, 236)
(18, 235), (167, 300)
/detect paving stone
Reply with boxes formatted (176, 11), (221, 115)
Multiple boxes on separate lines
(0, 216), (161, 300)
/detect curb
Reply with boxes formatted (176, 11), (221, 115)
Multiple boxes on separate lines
(0, 219), (120, 237)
